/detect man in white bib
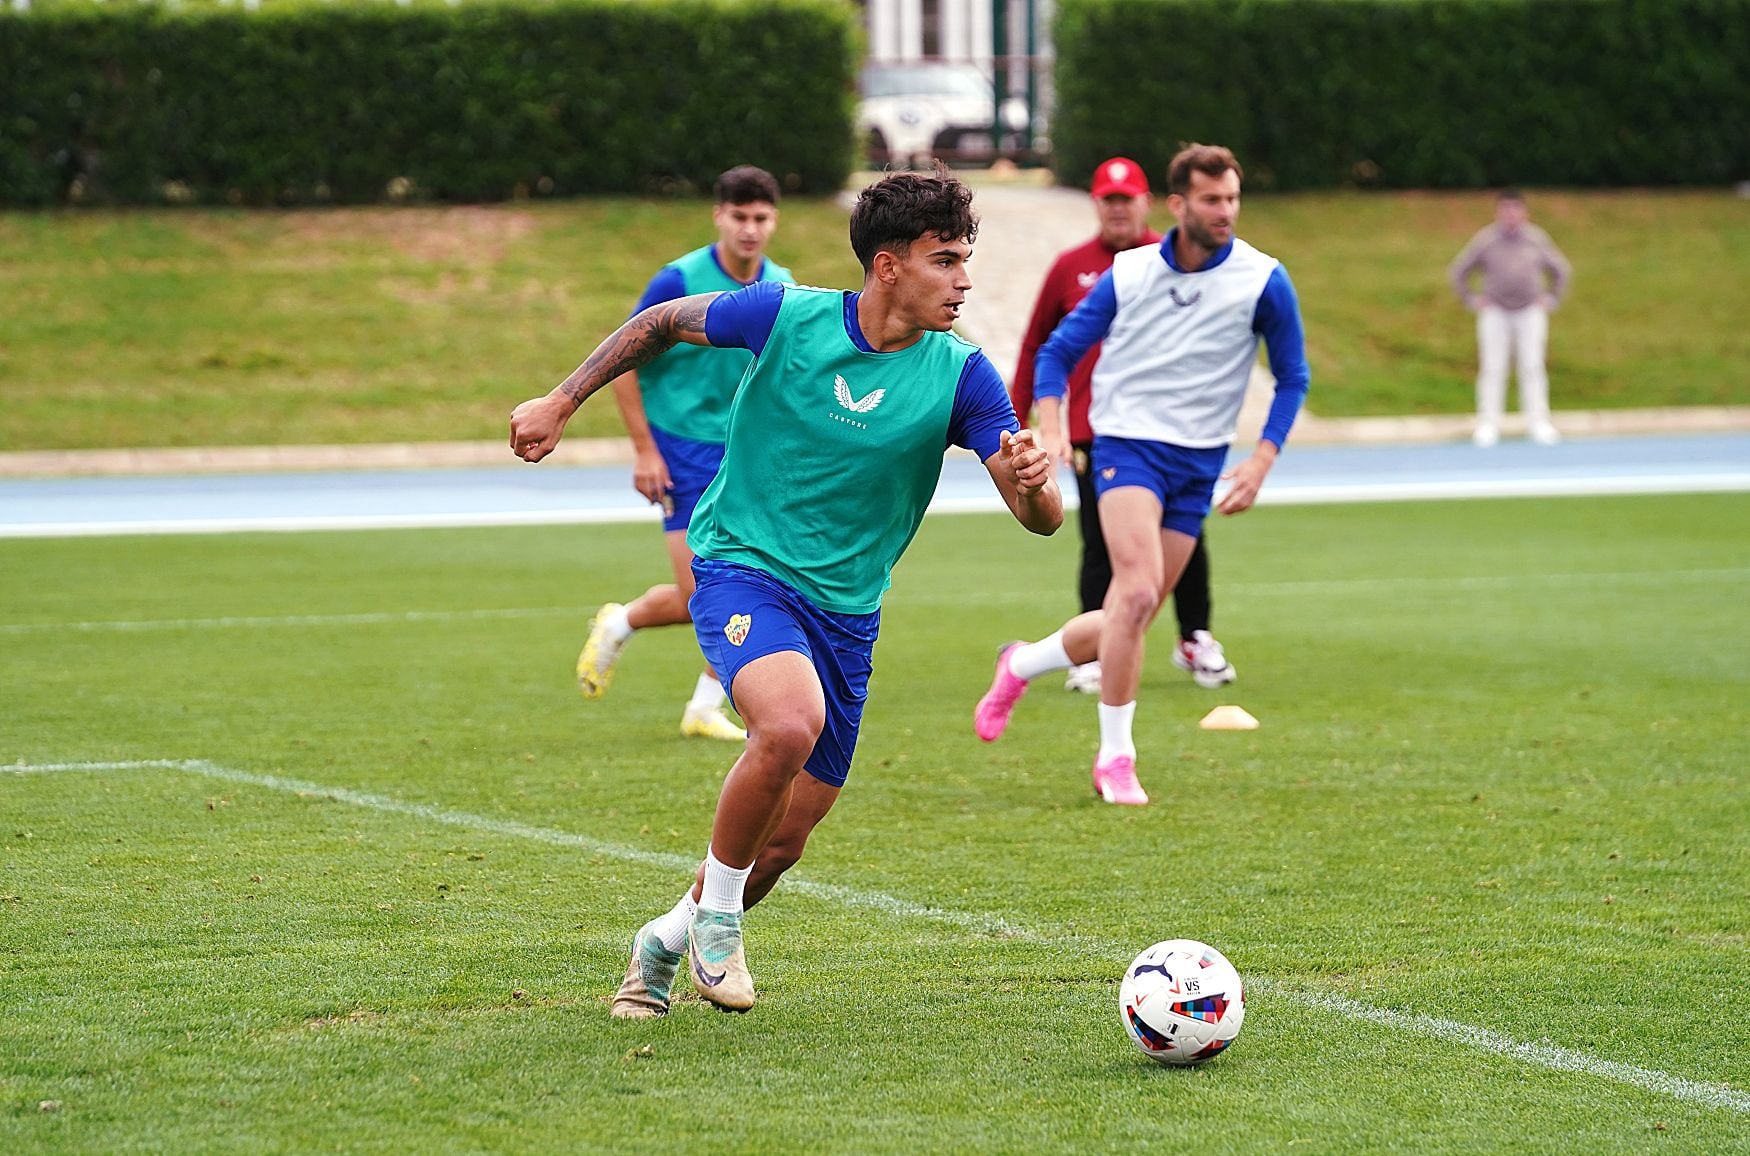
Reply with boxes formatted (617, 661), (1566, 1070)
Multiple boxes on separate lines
(973, 144), (1311, 805)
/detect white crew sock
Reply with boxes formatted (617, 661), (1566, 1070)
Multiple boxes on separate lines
(1097, 700), (1137, 763)
(649, 892), (697, 953)
(1009, 630), (1073, 680)
(687, 673), (726, 712)
(699, 848), (753, 914)
(600, 603), (634, 643)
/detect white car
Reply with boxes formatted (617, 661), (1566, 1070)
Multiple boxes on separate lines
(857, 62), (1029, 167)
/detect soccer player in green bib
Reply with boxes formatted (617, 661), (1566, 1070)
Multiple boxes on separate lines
(578, 166), (793, 743)
(511, 168), (1062, 1015)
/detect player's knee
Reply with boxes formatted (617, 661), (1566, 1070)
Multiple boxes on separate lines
(748, 710), (823, 764)
(1109, 582), (1160, 628)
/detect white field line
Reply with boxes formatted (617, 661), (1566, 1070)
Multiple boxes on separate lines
(905, 567), (1750, 609)
(1, 762), (1030, 939)
(0, 607), (562, 636)
(1226, 566), (1750, 597)
(0, 508), (662, 540)
(1289, 990), (1750, 1115)
(4, 568), (1745, 637)
(5, 758), (1748, 1115)
(1246, 472), (1750, 506)
(936, 472), (1750, 518)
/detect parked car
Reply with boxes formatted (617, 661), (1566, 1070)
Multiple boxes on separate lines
(856, 61), (1029, 168)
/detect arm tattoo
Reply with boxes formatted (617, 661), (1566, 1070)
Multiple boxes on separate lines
(557, 292), (719, 405)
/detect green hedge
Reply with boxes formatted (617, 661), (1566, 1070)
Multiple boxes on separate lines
(0, 0), (858, 205)
(1054, 0), (1750, 189)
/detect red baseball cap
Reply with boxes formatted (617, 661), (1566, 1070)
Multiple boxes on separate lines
(1090, 156), (1149, 198)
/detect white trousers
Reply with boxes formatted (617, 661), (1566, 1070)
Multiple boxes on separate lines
(1475, 305), (1552, 431)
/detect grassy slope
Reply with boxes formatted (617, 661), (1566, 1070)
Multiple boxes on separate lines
(0, 200), (865, 451)
(1242, 190), (1750, 416)
(2, 494), (1746, 1151)
(1, 189), (1744, 451)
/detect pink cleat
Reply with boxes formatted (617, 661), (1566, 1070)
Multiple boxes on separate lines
(974, 642), (1030, 742)
(1092, 754), (1149, 805)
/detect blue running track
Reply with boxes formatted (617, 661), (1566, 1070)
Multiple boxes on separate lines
(1, 434), (1745, 539)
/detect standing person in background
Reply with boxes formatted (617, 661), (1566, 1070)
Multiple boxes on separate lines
(974, 144), (1309, 807)
(1011, 156), (1234, 696)
(1449, 190), (1572, 447)
(577, 166), (793, 741)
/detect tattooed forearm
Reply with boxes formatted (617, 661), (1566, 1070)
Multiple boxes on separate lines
(558, 314), (664, 404)
(555, 292), (720, 407)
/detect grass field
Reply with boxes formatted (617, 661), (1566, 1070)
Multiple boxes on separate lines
(3, 493), (1747, 1151)
(2, 188), (1745, 452)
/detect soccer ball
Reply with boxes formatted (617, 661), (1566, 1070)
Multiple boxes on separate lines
(1119, 939), (1245, 1065)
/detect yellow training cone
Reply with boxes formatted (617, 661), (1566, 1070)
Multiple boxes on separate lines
(1199, 705), (1259, 731)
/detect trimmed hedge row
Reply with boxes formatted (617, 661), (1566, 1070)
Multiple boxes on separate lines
(0, 0), (858, 205)
(1053, 0), (1750, 189)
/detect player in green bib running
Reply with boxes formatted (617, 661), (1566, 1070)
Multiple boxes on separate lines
(578, 166), (794, 743)
(510, 168), (1062, 1015)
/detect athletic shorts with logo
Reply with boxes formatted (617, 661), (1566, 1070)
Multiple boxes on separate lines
(1090, 435), (1229, 538)
(689, 558), (877, 789)
(649, 424), (727, 533)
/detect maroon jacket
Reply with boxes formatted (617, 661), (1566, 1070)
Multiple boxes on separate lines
(1010, 228), (1163, 443)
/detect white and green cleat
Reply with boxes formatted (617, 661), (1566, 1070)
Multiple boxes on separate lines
(610, 922), (684, 1019)
(577, 603), (628, 700)
(687, 908), (755, 1012)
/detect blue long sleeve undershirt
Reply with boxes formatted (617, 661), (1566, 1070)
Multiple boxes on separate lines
(1034, 241), (1311, 450)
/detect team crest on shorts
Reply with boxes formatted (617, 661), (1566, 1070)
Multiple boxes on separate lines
(724, 613), (752, 647)
(1102, 467), (1117, 480)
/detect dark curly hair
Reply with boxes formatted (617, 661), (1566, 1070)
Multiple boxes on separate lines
(848, 165), (978, 272)
(714, 165), (780, 206)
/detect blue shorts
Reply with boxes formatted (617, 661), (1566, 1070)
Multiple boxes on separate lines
(649, 424), (726, 533)
(1091, 435), (1228, 538)
(689, 558), (879, 789)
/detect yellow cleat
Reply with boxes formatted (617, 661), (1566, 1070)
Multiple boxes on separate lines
(680, 705), (747, 741)
(577, 603), (627, 700)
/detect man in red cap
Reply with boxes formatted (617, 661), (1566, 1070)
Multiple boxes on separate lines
(1010, 156), (1233, 696)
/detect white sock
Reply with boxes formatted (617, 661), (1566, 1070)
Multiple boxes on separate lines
(600, 603), (634, 643)
(687, 673), (726, 712)
(699, 848), (753, 914)
(1010, 631), (1073, 680)
(1097, 700), (1137, 763)
(649, 892), (697, 953)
